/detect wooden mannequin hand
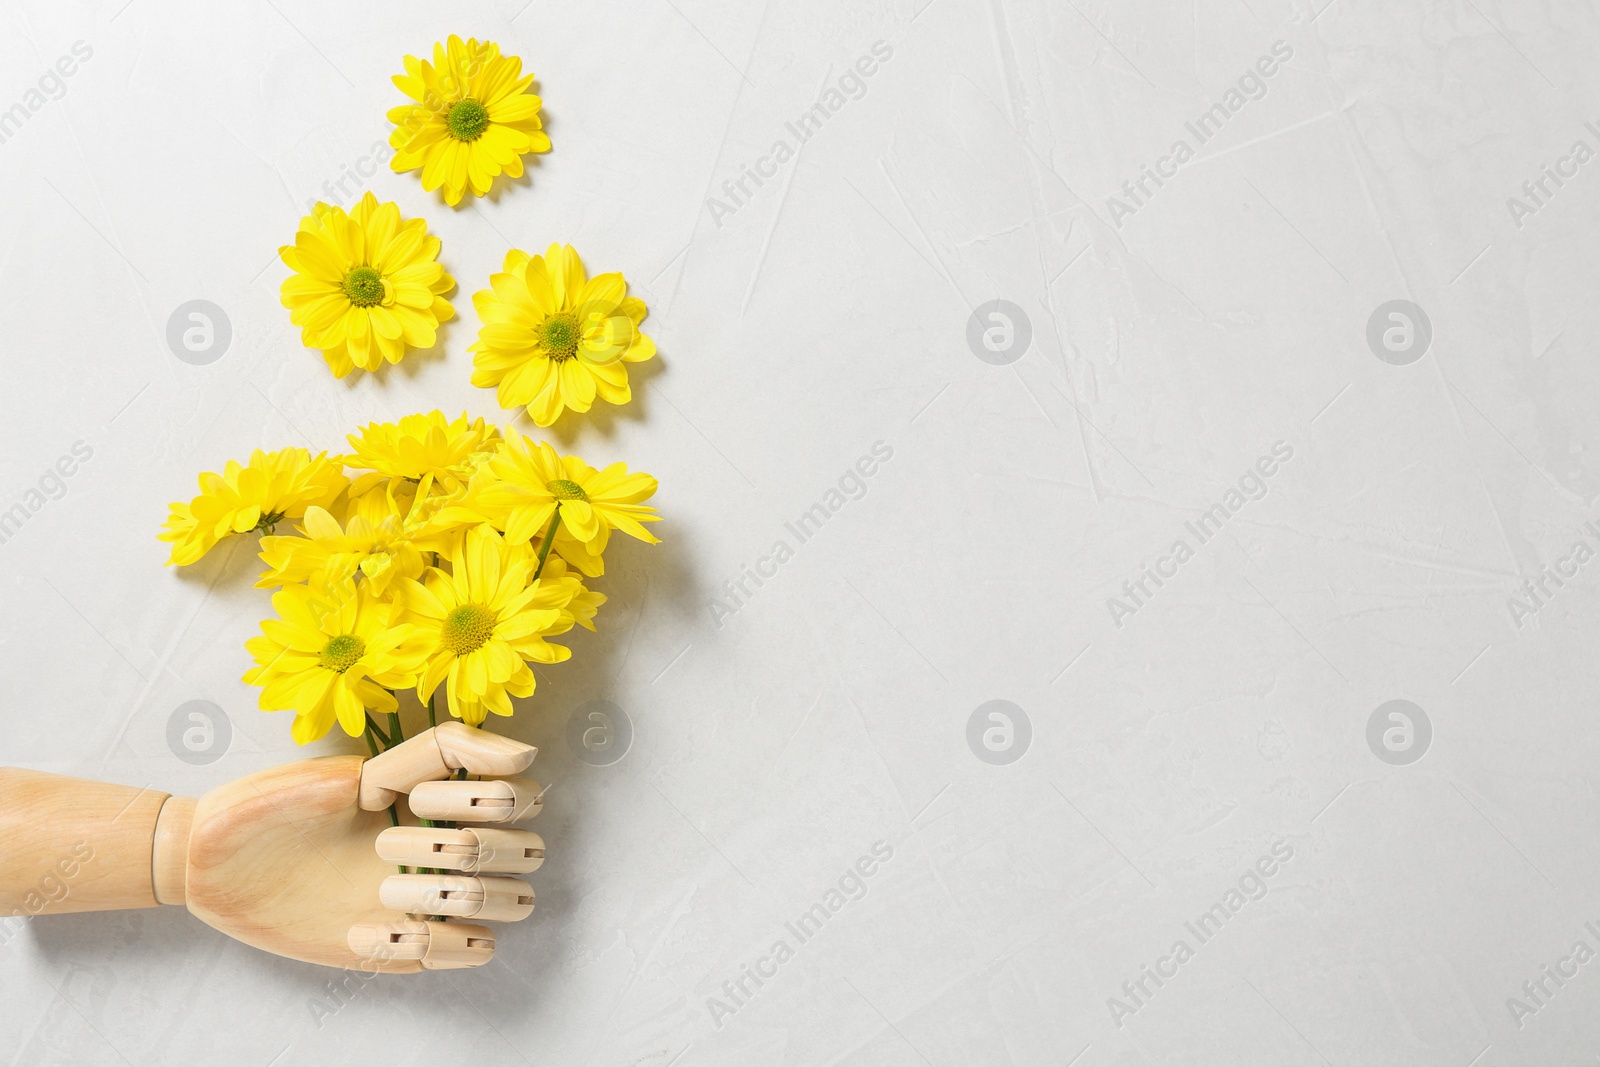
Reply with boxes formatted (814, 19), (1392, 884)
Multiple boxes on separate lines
(0, 723), (545, 973)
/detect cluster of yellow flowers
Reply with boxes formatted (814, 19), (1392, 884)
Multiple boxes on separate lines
(161, 38), (665, 752)
(159, 412), (660, 745)
(278, 35), (654, 427)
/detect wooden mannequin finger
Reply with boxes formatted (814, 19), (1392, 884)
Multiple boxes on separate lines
(378, 873), (480, 917)
(358, 722), (537, 811)
(376, 827), (477, 872)
(417, 920), (496, 969)
(347, 919), (496, 970)
(379, 873), (535, 922)
(376, 826), (545, 874)
(348, 919), (430, 960)
(472, 828), (544, 874)
(407, 777), (543, 823)
(434, 722), (536, 777)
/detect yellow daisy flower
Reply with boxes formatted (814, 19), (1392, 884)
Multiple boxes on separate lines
(242, 579), (418, 744)
(537, 554), (606, 630)
(542, 526), (605, 578)
(344, 410), (500, 495)
(469, 244), (656, 426)
(160, 448), (348, 566)
(393, 524), (582, 724)
(387, 35), (550, 207)
(278, 192), (455, 378)
(441, 432), (661, 576)
(255, 486), (426, 595)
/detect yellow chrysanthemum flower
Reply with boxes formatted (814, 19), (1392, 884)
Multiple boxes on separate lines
(255, 485), (427, 595)
(440, 432), (661, 576)
(541, 526), (605, 578)
(394, 524), (583, 724)
(278, 192), (455, 378)
(387, 35), (550, 207)
(242, 580), (418, 744)
(470, 244), (656, 426)
(537, 554), (606, 631)
(345, 410), (500, 495)
(160, 448), (348, 566)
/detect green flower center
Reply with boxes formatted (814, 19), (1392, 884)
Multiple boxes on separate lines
(342, 266), (385, 308)
(537, 313), (581, 362)
(319, 633), (366, 673)
(547, 479), (588, 501)
(446, 98), (490, 141)
(442, 603), (496, 655)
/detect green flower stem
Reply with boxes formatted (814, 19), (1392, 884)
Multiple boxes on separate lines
(364, 714), (392, 750)
(428, 692), (438, 730)
(385, 709), (408, 869)
(532, 510), (562, 580)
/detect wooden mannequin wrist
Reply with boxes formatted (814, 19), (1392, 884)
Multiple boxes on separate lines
(152, 795), (196, 905)
(0, 768), (186, 915)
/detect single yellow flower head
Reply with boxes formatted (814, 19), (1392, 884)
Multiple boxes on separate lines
(278, 192), (455, 378)
(255, 485), (426, 596)
(394, 524), (583, 724)
(438, 432), (661, 576)
(536, 554), (606, 630)
(242, 579), (419, 744)
(159, 448), (349, 566)
(345, 410), (500, 490)
(543, 525), (606, 578)
(470, 244), (656, 426)
(387, 35), (550, 206)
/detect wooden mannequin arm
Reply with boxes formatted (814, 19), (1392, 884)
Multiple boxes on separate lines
(0, 768), (195, 916)
(0, 727), (541, 971)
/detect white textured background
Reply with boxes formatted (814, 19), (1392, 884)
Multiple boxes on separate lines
(1, 0), (1598, 1063)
